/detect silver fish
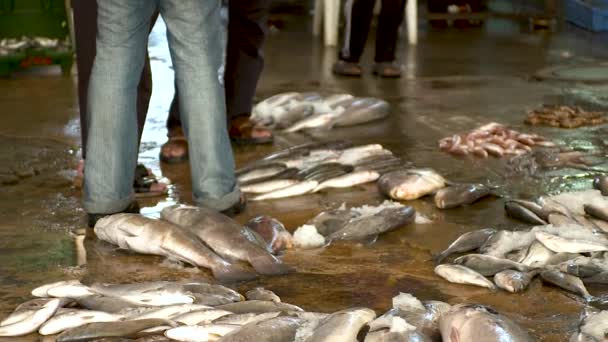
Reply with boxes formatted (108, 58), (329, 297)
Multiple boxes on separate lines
(307, 209), (360, 237)
(494, 270), (540, 293)
(535, 231), (608, 253)
(91, 282), (197, 307)
(237, 164), (288, 183)
(75, 295), (139, 313)
(306, 308), (376, 342)
(283, 112), (342, 133)
(171, 309), (233, 325)
(31, 280), (86, 298)
(219, 316), (304, 342)
(504, 201), (547, 225)
(166, 323), (241, 341)
(251, 180), (319, 201)
(434, 264), (497, 290)
(439, 304), (533, 342)
(326, 206), (416, 242)
(540, 269), (592, 299)
(273, 103), (315, 129)
(453, 254), (531, 276)
(479, 230), (537, 258)
(56, 318), (178, 342)
(559, 257), (608, 278)
(519, 241), (555, 267)
(244, 215), (293, 254)
(579, 310), (608, 341)
(245, 288), (281, 303)
(215, 300), (303, 314)
(378, 169), (446, 201)
(434, 184), (492, 209)
(313, 170), (380, 192)
(434, 228), (497, 264)
(0, 298), (63, 337)
(39, 309), (123, 335)
(213, 312), (282, 326)
(332, 98), (390, 127)
(241, 179), (300, 194)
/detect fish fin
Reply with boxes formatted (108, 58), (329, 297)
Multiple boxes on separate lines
(211, 264), (258, 282)
(249, 252), (294, 276)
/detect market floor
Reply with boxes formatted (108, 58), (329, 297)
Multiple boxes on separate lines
(2, 10), (608, 341)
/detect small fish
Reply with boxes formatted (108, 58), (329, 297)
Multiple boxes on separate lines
(31, 280), (84, 298)
(56, 318), (178, 342)
(212, 312), (282, 326)
(38, 309), (123, 335)
(535, 231), (608, 253)
(75, 295), (139, 313)
(434, 228), (497, 264)
(540, 269), (592, 299)
(244, 215), (293, 254)
(171, 309), (233, 325)
(306, 308), (376, 342)
(326, 206), (416, 242)
(313, 170), (380, 192)
(378, 169), (446, 201)
(245, 288), (281, 303)
(504, 200), (547, 225)
(251, 180), (319, 201)
(434, 264), (497, 290)
(494, 270), (540, 293)
(215, 300), (302, 314)
(453, 254), (531, 276)
(165, 324), (241, 342)
(0, 298), (63, 337)
(122, 304), (211, 320)
(241, 179), (300, 194)
(434, 183), (492, 209)
(237, 164), (287, 183)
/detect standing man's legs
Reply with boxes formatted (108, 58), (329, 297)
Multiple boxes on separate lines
(160, 0), (242, 213)
(372, 0), (406, 77)
(84, 0), (156, 220)
(333, 0), (376, 77)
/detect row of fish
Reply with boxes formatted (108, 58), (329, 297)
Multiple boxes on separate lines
(433, 222), (608, 303)
(438, 122), (555, 158)
(251, 92), (390, 132)
(94, 204), (291, 281)
(525, 104), (606, 128)
(0, 279), (543, 342)
(237, 142), (409, 201)
(0, 36), (71, 56)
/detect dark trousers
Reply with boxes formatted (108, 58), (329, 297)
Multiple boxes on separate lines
(72, 0), (154, 159)
(339, 0), (407, 63)
(167, 0), (271, 130)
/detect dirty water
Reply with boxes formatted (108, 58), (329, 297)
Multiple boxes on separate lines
(2, 12), (608, 342)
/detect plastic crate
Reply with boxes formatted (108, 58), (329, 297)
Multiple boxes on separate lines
(565, 0), (608, 32)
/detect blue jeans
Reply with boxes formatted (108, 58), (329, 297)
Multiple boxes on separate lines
(84, 0), (240, 214)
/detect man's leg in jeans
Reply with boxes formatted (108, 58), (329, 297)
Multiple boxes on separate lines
(160, 0), (240, 212)
(83, 0), (156, 215)
(333, 0), (376, 76)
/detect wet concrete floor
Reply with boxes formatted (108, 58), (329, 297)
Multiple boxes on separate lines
(2, 9), (608, 341)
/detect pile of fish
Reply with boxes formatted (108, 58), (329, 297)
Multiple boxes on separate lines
(377, 168), (496, 209)
(292, 201), (420, 249)
(525, 104), (606, 128)
(0, 280), (537, 342)
(433, 222), (608, 301)
(94, 204), (292, 281)
(251, 92), (390, 132)
(438, 122), (555, 158)
(237, 141), (408, 201)
(0, 36), (71, 56)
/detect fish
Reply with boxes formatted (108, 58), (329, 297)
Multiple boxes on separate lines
(31, 280), (85, 298)
(548, 213), (581, 227)
(434, 184), (492, 209)
(325, 93), (355, 108)
(241, 179), (300, 194)
(306, 308), (376, 342)
(439, 304), (533, 342)
(519, 241), (555, 267)
(453, 254), (531, 276)
(540, 269), (593, 300)
(213, 312), (282, 326)
(493, 270), (540, 293)
(252, 92), (301, 123)
(38, 309), (123, 335)
(535, 231), (608, 253)
(313, 170), (380, 192)
(237, 164), (287, 183)
(434, 264), (497, 290)
(244, 215), (293, 254)
(91, 282), (198, 307)
(251, 180), (319, 201)
(161, 205), (291, 276)
(75, 295), (139, 313)
(215, 300), (303, 314)
(56, 318), (178, 342)
(165, 324), (241, 342)
(378, 169), (446, 201)
(326, 206), (416, 242)
(584, 204), (608, 222)
(245, 288), (281, 303)
(434, 228), (497, 264)
(218, 316), (304, 342)
(171, 309), (233, 325)
(479, 230), (537, 258)
(122, 304), (212, 320)
(0, 298), (63, 337)
(46, 282), (96, 299)
(283, 112), (342, 133)
(593, 176), (608, 196)
(273, 103), (315, 129)
(332, 98), (390, 127)
(365, 315), (421, 341)
(307, 209), (360, 237)
(504, 200), (547, 225)
(179, 282), (244, 304)
(94, 214), (256, 282)
(559, 257), (608, 278)
(578, 310), (608, 341)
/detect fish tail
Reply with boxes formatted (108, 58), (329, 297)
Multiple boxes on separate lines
(249, 251), (294, 276)
(212, 263), (258, 282)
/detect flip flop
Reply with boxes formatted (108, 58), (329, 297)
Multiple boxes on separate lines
(160, 127), (189, 164)
(372, 62), (402, 78)
(229, 116), (274, 145)
(332, 60), (363, 77)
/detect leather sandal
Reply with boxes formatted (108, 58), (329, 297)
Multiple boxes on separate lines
(372, 62), (402, 78)
(229, 115), (274, 145)
(332, 60), (363, 77)
(160, 127), (189, 164)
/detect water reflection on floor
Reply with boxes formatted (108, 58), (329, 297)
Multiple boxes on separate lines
(2, 12), (608, 342)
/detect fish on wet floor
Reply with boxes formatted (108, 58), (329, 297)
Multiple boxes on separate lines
(241, 179), (300, 194)
(326, 206), (416, 242)
(171, 309), (233, 325)
(540, 269), (594, 300)
(165, 323), (241, 342)
(493, 269), (540, 293)
(519, 241), (555, 267)
(593, 176), (608, 196)
(535, 231), (608, 253)
(331, 97), (390, 127)
(244, 215), (293, 255)
(31, 280), (92, 298)
(0, 298), (64, 337)
(583, 203), (608, 223)
(573, 309), (608, 342)
(214, 300), (303, 314)
(94, 214), (256, 281)
(434, 183), (493, 209)
(313, 170), (380, 192)
(237, 163), (288, 184)
(504, 200), (547, 225)
(305, 308), (376, 342)
(378, 168), (447, 201)
(56, 318), (178, 342)
(212, 312), (282, 326)
(75, 295), (145, 314)
(250, 180), (319, 201)
(306, 209), (360, 237)
(479, 230), (537, 258)
(434, 264), (497, 290)
(218, 316), (305, 342)
(453, 254), (531, 276)
(434, 228), (497, 264)
(558, 256), (608, 278)
(245, 288), (281, 303)
(161, 205), (292, 276)
(91, 282), (197, 307)
(439, 304), (533, 342)
(38, 309), (124, 335)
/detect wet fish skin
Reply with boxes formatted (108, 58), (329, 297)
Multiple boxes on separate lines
(453, 254), (531, 276)
(582, 272), (608, 285)
(559, 257), (607, 278)
(0, 298), (63, 337)
(434, 264), (497, 290)
(251, 180), (319, 201)
(75, 295), (139, 313)
(540, 269), (592, 299)
(307, 209), (360, 237)
(165, 323), (240, 342)
(245, 288), (281, 303)
(212, 312), (282, 326)
(283, 112), (342, 133)
(439, 304), (533, 342)
(584, 204), (608, 223)
(218, 316), (304, 342)
(326, 206), (415, 242)
(179, 282), (243, 304)
(494, 270), (540, 293)
(91, 282), (198, 307)
(378, 169), (446, 201)
(519, 241), (554, 267)
(479, 230), (537, 258)
(434, 228), (497, 264)
(244, 215), (293, 254)
(237, 164), (287, 183)
(241, 179), (300, 194)
(313, 170), (380, 192)
(306, 307), (376, 342)
(535, 231), (608, 253)
(171, 309), (233, 325)
(32, 280), (83, 298)
(434, 184), (492, 209)
(56, 318), (178, 342)
(332, 98), (390, 127)
(273, 103), (315, 129)
(508, 199), (549, 221)
(38, 309), (123, 335)
(504, 201), (547, 225)
(215, 300), (303, 314)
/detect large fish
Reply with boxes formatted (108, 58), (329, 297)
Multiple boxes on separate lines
(434, 264), (497, 290)
(479, 230), (536, 258)
(378, 169), (446, 201)
(504, 200), (547, 225)
(91, 282), (197, 307)
(56, 318), (178, 342)
(32, 280), (90, 298)
(241, 179), (300, 194)
(213, 312), (282, 326)
(0, 298), (64, 337)
(540, 269), (594, 300)
(326, 206), (416, 242)
(38, 309), (123, 335)
(313, 170), (380, 192)
(535, 231), (608, 253)
(218, 316), (304, 342)
(252, 92), (301, 124)
(215, 300), (302, 314)
(161, 205), (291, 276)
(75, 295), (139, 313)
(439, 304), (533, 342)
(453, 254), (531, 276)
(94, 214), (256, 281)
(434, 228), (496, 264)
(306, 308), (376, 342)
(332, 98), (390, 127)
(244, 215), (293, 254)
(307, 209), (360, 236)
(283, 112), (343, 133)
(273, 103), (315, 129)
(434, 184), (492, 209)
(171, 309), (233, 325)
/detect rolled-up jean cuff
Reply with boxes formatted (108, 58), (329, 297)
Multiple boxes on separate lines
(193, 187), (241, 212)
(83, 193), (135, 214)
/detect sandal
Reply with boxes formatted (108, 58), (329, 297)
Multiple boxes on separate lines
(74, 162), (168, 198)
(372, 62), (402, 78)
(332, 60), (362, 77)
(160, 127), (189, 164)
(229, 115), (274, 145)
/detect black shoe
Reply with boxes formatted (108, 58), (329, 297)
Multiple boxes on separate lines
(220, 194), (247, 218)
(87, 201), (140, 228)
